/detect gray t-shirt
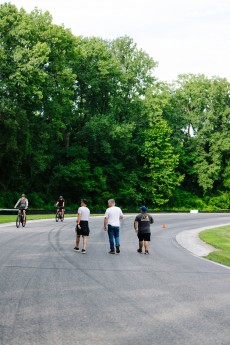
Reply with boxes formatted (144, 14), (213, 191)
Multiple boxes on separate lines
(135, 213), (154, 234)
(14, 198), (28, 209)
(77, 206), (90, 221)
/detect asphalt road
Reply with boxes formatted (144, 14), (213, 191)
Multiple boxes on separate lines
(0, 213), (230, 345)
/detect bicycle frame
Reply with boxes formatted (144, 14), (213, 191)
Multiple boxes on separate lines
(55, 208), (64, 222)
(16, 209), (26, 228)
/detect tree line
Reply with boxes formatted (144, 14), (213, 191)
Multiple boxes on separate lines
(0, 3), (230, 210)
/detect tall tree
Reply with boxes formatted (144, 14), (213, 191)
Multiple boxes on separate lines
(138, 89), (184, 205)
(0, 4), (51, 189)
(166, 74), (230, 196)
(195, 78), (230, 193)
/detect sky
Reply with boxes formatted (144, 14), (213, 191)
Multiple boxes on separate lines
(2, 0), (230, 83)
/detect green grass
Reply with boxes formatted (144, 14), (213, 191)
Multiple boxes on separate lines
(199, 225), (230, 267)
(0, 214), (76, 223)
(0, 213), (104, 223)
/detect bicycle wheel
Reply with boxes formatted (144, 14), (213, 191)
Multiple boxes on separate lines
(61, 213), (64, 222)
(16, 215), (20, 228)
(55, 212), (59, 222)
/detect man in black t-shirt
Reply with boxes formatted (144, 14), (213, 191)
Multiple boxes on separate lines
(134, 206), (154, 255)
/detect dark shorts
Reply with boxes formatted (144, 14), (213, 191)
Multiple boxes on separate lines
(76, 220), (90, 236)
(138, 233), (151, 241)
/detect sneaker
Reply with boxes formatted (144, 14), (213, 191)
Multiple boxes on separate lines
(145, 250), (149, 255)
(108, 250), (115, 254)
(74, 247), (80, 251)
(116, 246), (120, 254)
(137, 249), (142, 253)
(81, 249), (86, 254)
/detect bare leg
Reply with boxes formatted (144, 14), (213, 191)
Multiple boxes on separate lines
(144, 241), (149, 251)
(82, 236), (88, 250)
(76, 235), (80, 248)
(139, 240), (143, 251)
(23, 210), (26, 223)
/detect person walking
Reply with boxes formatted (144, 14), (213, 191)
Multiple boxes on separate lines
(74, 199), (90, 254)
(134, 206), (154, 255)
(104, 199), (124, 254)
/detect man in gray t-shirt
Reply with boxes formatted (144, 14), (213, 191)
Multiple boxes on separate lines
(134, 206), (154, 255)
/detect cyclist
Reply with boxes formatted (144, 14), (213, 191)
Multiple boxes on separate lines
(14, 194), (28, 222)
(55, 196), (65, 220)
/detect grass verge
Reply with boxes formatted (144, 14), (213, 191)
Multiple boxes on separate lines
(199, 225), (230, 267)
(0, 213), (104, 223)
(0, 214), (76, 223)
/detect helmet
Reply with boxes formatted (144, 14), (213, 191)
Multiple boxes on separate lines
(21, 194), (26, 197)
(59, 196), (63, 199)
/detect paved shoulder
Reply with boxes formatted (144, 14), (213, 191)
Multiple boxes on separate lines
(176, 223), (230, 257)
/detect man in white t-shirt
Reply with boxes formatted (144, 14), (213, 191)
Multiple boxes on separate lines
(74, 199), (90, 254)
(104, 199), (124, 254)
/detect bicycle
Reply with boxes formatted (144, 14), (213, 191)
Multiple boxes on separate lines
(16, 209), (26, 228)
(55, 208), (64, 222)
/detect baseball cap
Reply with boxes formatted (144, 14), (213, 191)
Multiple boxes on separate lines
(140, 206), (147, 212)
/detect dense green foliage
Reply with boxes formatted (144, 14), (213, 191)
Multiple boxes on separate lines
(0, 3), (230, 210)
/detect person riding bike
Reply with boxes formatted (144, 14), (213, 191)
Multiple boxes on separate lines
(55, 196), (65, 219)
(14, 194), (28, 221)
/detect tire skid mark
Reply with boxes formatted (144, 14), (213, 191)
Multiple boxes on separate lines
(47, 221), (154, 317)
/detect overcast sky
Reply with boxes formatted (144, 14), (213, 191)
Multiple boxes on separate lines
(3, 0), (230, 82)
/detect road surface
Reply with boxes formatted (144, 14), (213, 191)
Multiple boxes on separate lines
(0, 213), (230, 345)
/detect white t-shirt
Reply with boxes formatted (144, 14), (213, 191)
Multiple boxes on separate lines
(105, 206), (123, 227)
(78, 206), (90, 221)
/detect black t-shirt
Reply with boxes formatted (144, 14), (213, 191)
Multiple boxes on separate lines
(57, 199), (65, 207)
(135, 213), (154, 234)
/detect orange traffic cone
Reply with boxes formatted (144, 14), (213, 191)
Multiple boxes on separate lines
(162, 223), (167, 229)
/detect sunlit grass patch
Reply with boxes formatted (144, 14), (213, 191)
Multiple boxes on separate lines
(200, 226), (230, 267)
(0, 214), (76, 223)
(0, 213), (103, 224)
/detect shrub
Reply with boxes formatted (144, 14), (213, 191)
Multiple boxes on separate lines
(206, 192), (230, 210)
